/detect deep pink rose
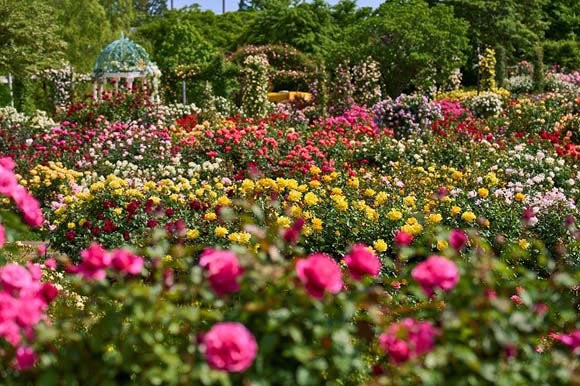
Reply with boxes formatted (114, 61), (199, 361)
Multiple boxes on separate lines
(199, 249), (243, 296)
(0, 263), (32, 292)
(202, 322), (258, 372)
(14, 346), (37, 370)
(557, 330), (580, 354)
(78, 243), (112, 280)
(411, 255), (460, 297)
(394, 230), (414, 246)
(379, 318), (438, 364)
(296, 253), (343, 299)
(449, 229), (468, 251)
(111, 249), (144, 275)
(344, 244), (381, 280)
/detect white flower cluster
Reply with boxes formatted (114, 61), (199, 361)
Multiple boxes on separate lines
(352, 57), (382, 107)
(467, 92), (503, 118)
(241, 54), (271, 118)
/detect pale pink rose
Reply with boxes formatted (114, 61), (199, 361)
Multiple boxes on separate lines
(411, 255), (460, 297)
(202, 322), (258, 372)
(199, 249), (243, 296)
(379, 318), (438, 364)
(296, 253), (343, 299)
(449, 229), (468, 251)
(0, 263), (32, 292)
(14, 346), (37, 370)
(78, 243), (112, 280)
(344, 244), (381, 280)
(111, 249), (143, 275)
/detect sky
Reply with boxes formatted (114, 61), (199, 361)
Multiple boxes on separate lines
(172, 0), (381, 13)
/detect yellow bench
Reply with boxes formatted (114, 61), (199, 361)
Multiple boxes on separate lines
(267, 91), (313, 103)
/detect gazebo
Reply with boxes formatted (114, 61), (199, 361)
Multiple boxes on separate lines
(92, 33), (161, 102)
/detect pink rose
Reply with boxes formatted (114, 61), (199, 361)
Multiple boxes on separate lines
(296, 253), (343, 299)
(411, 255), (460, 297)
(111, 249), (144, 275)
(0, 165), (18, 197)
(11, 186), (43, 228)
(394, 230), (413, 246)
(344, 244), (381, 280)
(0, 263), (32, 292)
(78, 243), (112, 280)
(379, 318), (438, 364)
(14, 346), (37, 370)
(0, 223), (5, 248)
(557, 330), (580, 354)
(202, 322), (258, 372)
(199, 249), (243, 296)
(449, 229), (468, 251)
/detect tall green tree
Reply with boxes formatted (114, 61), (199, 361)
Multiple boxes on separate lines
(134, 0), (167, 17)
(0, 0), (65, 76)
(340, 0), (469, 96)
(432, 0), (548, 59)
(51, 0), (115, 72)
(240, 0), (338, 56)
(98, 0), (137, 34)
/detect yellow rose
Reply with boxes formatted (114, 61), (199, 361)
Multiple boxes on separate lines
(477, 188), (489, 198)
(515, 192), (526, 202)
(427, 213), (442, 224)
(287, 190), (302, 202)
(304, 192), (319, 206)
(437, 240), (449, 251)
(373, 239), (388, 252)
(311, 218), (323, 231)
(518, 239), (530, 250)
(450, 206), (461, 216)
(461, 211), (476, 222)
(214, 226), (229, 238)
(387, 209), (403, 221)
(186, 229), (200, 240)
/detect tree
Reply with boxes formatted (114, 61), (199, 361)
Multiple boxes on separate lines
(134, 0), (167, 17)
(0, 0), (65, 76)
(340, 0), (469, 96)
(434, 0), (548, 60)
(51, 0), (115, 72)
(240, 0), (339, 56)
(98, 0), (137, 35)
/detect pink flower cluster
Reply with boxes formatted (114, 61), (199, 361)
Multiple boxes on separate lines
(411, 255), (460, 297)
(77, 243), (143, 280)
(202, 322), (258, 372)
(379, 318), (439, 364)
(557, 330), (580, 355)
(199, 249), (243, 296)
(0, 157), (43, 227)
(0, 262), (59, 370)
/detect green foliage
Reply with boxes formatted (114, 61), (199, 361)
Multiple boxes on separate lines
(339, 0), (469, 96)
(0, 0), (65, 76)
(543, 39), (580, 70)
(532, 46), (545, 93)
(440, 0), (549, 59)
(495, 46), (507, 88)
(51, 0), (116, 72)
(240, 0), (339, 57)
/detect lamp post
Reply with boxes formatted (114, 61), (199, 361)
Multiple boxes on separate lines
(223, 0), (226, 13)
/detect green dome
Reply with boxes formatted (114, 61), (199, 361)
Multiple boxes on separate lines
(93, 34), (159, 78)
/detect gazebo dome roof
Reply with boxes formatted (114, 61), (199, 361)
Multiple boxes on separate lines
(93, 33), (159, 78)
